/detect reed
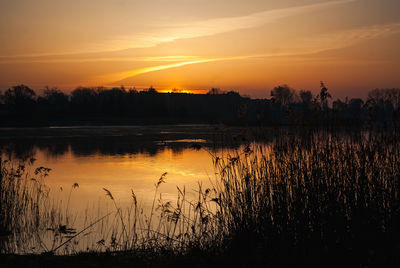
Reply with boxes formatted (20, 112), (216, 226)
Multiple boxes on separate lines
(2, 128), (400, 265)
(207, 129), (400, 262)
(0, 156), (75, 254)
(88, 129), (400, 265)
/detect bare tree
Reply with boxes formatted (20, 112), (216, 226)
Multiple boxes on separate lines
(318, 81), (331, 110)
(207, 88), (223, 95)
(270, 85), (296, 106)
(299, 90), (313, 105)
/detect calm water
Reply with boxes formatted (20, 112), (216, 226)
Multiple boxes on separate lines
(1, 125), (248, 253)
(3, 126), (398, 255)
(1, 125), (241, 210)
(29, 142), (215, 213)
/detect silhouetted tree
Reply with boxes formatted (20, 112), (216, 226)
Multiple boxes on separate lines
(270, 85), (296, 106)
(225, 91), (241, 97)
(368, 88), (400, 110)
(2, 85), (36, 106)
(299, 90), (313, 105)
(207, 88), (223, 95)
(333, 99), (347, 112)
(349, 98), (364, 123)
(2, 85), (36, 115)
(143, 86), (157, 94)
(296, 90), (314, 125)
(318, 81), (331, 110)
(38, 87), (69, 106)
(2, 83), (400, 127)
(70, 87), (98, 113)
(349, 98), (363, 110)
(97, 87), (127, 115)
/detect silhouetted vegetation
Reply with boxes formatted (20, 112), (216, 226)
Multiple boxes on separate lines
(1, 83), (399, 127)
(1, 83), (400, 266)
(0, 156), (74, 254)
(1, 128), (400, 267)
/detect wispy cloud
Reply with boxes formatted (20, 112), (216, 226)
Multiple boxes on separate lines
(97, 57), (236, 84)
(100, 0), (354, 52)
(0, 55), (202, 64)
(5, 17), (399, 68)
(297, 23), (400, 52)
(100, 22), (400, 85)
(0, 0), (355, 59)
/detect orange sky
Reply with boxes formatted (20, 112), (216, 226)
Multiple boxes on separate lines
(1, 0), (399, 99)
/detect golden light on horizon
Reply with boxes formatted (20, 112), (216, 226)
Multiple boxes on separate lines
(158, 88), (208, 94)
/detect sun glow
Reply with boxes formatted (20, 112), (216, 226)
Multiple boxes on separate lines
(158, 88), (206, 94)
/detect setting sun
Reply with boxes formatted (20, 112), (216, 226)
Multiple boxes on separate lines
(158, 88), (194, 94)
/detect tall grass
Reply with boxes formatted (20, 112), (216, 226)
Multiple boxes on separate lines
(90, 129), (400, 264)
(0, 156), (75, 254)
(2, 129), (400, 265)
(207, 129), (400, 264)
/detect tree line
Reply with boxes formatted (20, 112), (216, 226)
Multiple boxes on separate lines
(0, 83), (399, 127)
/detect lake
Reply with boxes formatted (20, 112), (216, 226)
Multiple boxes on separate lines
(4, 126), (397, 257)
(0, 125), (251, 253)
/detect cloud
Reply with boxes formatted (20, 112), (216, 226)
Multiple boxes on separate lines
(100, 22), (400, 85)
(96, 57), (241, 84)
(100, 0), (354, 52)
(0, 0), (355, 58)
(297, 23), (400, 52)
(257, 22), (400, 60)
(0, 55), (203, 64)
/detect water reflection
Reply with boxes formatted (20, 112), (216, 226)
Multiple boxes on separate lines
(0, 125), (246, 159)
(3, 127), (399, 256)
(0, 126), (245, 224)
(2, 141), (221, 203)
(1, 133), (228, 253)
(0, 126), (291, 253)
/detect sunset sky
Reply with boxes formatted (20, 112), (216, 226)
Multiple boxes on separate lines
(1, 0), (399, 98)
